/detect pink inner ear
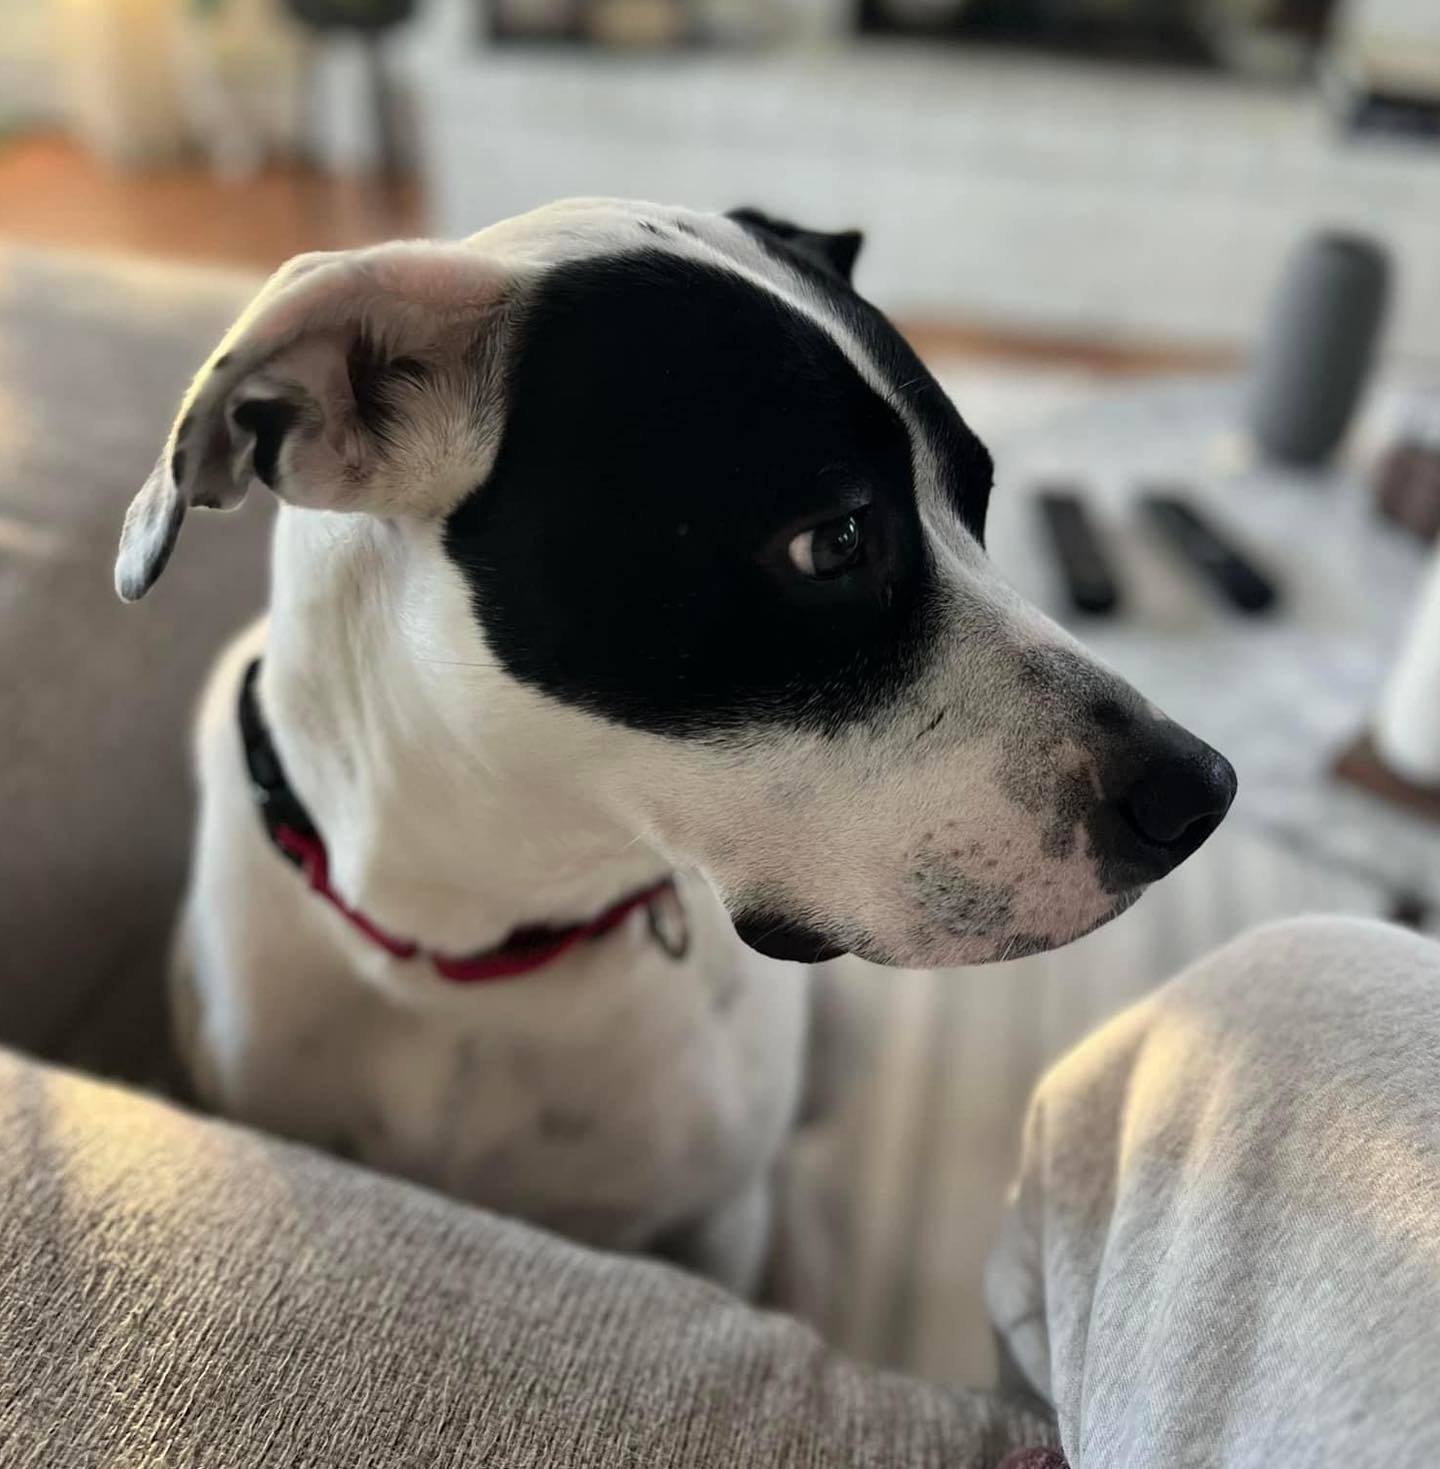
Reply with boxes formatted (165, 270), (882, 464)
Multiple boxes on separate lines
(162, 241), (513, 523)
(242, 244), (509, 370)
(371, 251), (509, 311)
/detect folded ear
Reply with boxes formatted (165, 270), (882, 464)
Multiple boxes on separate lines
(115, 241), (511, 601)
(727, 206), (864, 286)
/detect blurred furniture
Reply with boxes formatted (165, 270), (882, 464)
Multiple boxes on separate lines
(861, 0), (1338, 73)
(1330, 0), (1440, 140)
(0, 248), (272, 1086)
(285, 0), (417, 175)
(410, 37), (1440, 359)
(1367, 538), (1440, 788)
(1374, 424), (1440, 540)
(48, 0), (306, 171)
(0, 244), (1433, 1408)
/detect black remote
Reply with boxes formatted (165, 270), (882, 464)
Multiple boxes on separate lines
(1036, 489), (1120, 614)
(1140, 493), (1279, 615)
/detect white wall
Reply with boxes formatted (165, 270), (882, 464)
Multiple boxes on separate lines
(414, 44), (1440, 361)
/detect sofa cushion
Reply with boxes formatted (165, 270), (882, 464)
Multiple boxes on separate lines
(0, 247), (270, 1081)
(0, 1044), (1056, 1467)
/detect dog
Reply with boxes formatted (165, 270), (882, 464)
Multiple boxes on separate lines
(114, 200), (1235, 1294)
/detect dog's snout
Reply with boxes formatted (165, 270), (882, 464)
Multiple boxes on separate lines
(1093, 725), (1237, 884)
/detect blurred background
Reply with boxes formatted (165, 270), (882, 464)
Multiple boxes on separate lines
(4, 0), (1440, 1393)
(2, 0), (1438, 353)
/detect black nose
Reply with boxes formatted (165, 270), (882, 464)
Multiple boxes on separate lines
(1093, 725), (1237, 885)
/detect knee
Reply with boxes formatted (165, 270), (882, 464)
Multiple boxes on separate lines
(1159, 914), (1440, 1040)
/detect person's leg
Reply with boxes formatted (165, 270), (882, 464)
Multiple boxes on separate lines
(0, 1046), (1053, 1468)
(987, 916), (1440, 1469)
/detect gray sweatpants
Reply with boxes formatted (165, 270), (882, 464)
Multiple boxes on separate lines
(987, 915), (1440, 1468)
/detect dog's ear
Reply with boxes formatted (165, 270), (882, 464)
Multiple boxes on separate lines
(115, 241), (510, 601)
(727, 206), (864, 286)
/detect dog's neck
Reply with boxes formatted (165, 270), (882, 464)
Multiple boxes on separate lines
(259, 511), (671, 955)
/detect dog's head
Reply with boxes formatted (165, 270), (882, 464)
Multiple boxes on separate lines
(117, 199), (1234, 967)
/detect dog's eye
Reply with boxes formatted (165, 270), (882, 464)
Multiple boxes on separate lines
(788, 512), (866, 579)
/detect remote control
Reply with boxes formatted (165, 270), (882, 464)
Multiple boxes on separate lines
(1036, 489), (1120, 615)
(1140, 493), (1279, 615)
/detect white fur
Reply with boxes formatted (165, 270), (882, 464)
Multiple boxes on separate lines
(180, 604), (808, 1289)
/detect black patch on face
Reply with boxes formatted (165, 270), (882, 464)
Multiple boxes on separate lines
(170, 446), (188, 487)
(232, 397), (299, 489)
(446, 250), (967, 738)
(727, 217), (993, 543)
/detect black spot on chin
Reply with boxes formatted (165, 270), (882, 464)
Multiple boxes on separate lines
(907, 850), (1016, 939)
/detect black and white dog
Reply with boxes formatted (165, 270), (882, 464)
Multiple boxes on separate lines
(115, 200), (1234, 1292)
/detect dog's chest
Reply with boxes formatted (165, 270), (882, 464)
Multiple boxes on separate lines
(269, 939), (808, 1250)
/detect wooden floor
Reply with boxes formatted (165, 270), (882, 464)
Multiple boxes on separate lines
(0, 134), (423, 272)
(0, 133), (1232, 373)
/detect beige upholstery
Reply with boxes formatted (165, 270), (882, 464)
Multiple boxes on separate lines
(0, 248), (270, 1082)
(0, 1046), (1053, 1468)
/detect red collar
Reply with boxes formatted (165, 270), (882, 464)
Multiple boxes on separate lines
(239, 659), (681, 984)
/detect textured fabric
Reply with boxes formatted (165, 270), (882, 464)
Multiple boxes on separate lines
(986, 916), (1440, 1468)
(0, 1048), (1053, 1469)
(0, 247), (268, 1080)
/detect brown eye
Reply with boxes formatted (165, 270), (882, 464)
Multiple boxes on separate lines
(788, 512), (866, 579)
